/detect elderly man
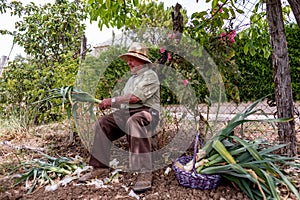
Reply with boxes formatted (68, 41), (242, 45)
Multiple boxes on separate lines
(79, 42), (160, 192)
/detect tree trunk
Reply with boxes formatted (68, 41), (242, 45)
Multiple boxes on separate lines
(266, 0), (297, 156)
(172, 3), (183, 41)
(80, 34), (87, 61)
(287, 0), (300, 27)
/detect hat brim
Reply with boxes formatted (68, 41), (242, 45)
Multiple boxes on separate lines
(119, 52), (152, 63)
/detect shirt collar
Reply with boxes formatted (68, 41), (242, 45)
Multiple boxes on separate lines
(132, 66), (149, 75)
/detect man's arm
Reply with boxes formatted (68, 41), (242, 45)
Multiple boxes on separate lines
(99, 94), (141, 110)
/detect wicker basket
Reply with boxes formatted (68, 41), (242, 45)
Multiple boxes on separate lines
(172, 133), (221, 190)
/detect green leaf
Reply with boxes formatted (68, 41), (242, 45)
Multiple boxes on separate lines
(212, 0), (218, 9)
(28, 178), (38, 194)
(259, 143), (288, 156)
(263, 48), (271, 58)
(262, 170), (280, 200)
(270, 163), (300, 200)
(199, 164), (232, 174)
(250, 47), (256, 56)
(191, 11), (207, 19)
(222, 174), (257, 199)
(14, 171), (32, 186)
(133, 0), (138, 7)
(244, 43), (249, 54)
(229, 7), (236, 18)
(240, 178), (255, 199)
(231, 136), (263, 161)
(44, 172), (54, 185)
(212, 140), (236, 164)
(232, 136), (279, 177)
(236, 9), (244, 14)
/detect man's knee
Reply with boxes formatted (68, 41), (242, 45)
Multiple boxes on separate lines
(127, 111), (151, 128)
(94, 116), (111, 136)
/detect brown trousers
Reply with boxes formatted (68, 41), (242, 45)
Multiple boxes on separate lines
(89, 106), (159, 172)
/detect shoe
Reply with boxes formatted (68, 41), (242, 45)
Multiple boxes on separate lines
(78, 168), (110, 183)
(132, 172), (152, 192)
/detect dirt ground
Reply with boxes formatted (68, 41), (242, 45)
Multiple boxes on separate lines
(0, 122), (299, 200)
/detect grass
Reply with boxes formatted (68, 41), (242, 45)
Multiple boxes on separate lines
(0, 113), (29, 137)
(0, 162), (16, 175)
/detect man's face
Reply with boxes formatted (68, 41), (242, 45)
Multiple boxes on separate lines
(127, 56), (145, 73)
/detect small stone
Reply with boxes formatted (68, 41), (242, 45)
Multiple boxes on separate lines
(237, 192), (244, 199)
(212, 192), (220, 199)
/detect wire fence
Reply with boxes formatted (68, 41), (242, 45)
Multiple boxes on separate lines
(158, 100), (300, 148)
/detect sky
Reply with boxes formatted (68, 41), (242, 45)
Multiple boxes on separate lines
(0, 0), (210, 61)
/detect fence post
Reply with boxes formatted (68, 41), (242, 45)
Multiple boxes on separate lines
(0, 55), (8, 77)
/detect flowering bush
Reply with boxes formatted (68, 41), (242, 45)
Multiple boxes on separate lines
(220, 30), (236, 43)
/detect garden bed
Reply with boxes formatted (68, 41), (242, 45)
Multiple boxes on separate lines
(0, 121), (299, 200)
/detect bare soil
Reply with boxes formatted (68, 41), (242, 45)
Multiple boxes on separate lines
(0, 122), (299, 200)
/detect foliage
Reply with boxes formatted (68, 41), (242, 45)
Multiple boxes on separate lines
(11, 153), (85, 194)
(0, 0), (299, 126)
(0, 107), (29, 135)
(188, 0), (296, 104)
(175, 97), (299, 200)
(233, 23), (300, 101)
(186, 1), (241, 103)
(0, 0), (86, 65)
(86, 0), (180, 31)
(76, 23), (300, 105)
(123, 2), (187, 46)
(83, 0), (300, 104)
(77, 46), (129, 99)
(125, 1), (176, 30)
(237, 1), (272, 58)
(201, 138), (300, 200)
(86, 0), (140, 30)
(0, 0), (86, 124)
(154, 50), (208, 106)
(286, 24), (300, 100)
(233, 35), (273, 102)
(206, 0), (292, 59)
(34, 86), (102, 123)
(0, 54), (79, 124)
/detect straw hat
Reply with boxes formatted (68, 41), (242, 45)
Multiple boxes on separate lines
(119, 42), (152, 63)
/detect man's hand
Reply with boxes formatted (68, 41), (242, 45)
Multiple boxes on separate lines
(98, 95), (140, 110)
(98, 98), (112, 110)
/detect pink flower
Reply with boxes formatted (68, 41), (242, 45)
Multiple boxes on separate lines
(217, 3), (223, 13)
(118, 79), (123, 83)
(183, 79), (188, 86)
(160, 47), (165, 53)
(167, 53), (171, 61)
(230, 30), (236, 38)
(220, 32), (226, 39)
(219, 30), (236, 43)
(228, 30), (236, 43)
